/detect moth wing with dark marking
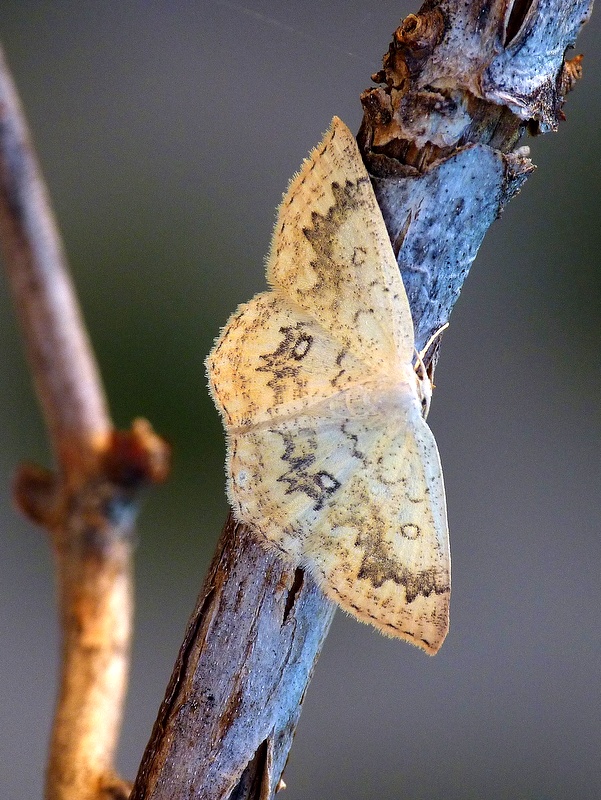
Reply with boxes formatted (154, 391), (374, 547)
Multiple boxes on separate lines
(206, 116), (451, 653)
(229, 390), (450, 654)
(207, 291), (380, 431)
(266, 116), (414, 373)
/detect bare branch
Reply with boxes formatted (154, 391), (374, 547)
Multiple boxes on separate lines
(0, 45), (170, 800)
(132, 515), (335, 799)
(0, 46), (109, 470)
(130, 1), (593, 797)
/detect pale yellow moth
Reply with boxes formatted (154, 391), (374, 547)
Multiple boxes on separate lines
(207, 117), (450, 654)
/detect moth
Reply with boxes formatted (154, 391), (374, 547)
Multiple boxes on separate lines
(207, 117), (450, 654)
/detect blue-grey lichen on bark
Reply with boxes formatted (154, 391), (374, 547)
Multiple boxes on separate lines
(358, 0), (591, 352)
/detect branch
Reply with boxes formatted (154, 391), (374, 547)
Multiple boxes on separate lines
(0, 46), (169, 800)
(132, 516), (334, 799)
(126, 0), (591, 796)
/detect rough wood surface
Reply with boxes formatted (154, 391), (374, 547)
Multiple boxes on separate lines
(131, 516), (334, 800)
(130, 1), (593, 797)
(358, 0), (591, 352)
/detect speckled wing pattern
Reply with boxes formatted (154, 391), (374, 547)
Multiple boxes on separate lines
(207, 117), (450, 654)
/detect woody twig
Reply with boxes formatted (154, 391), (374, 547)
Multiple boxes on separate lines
(130, 1), (592, 798)
(0, 45), (169, 800)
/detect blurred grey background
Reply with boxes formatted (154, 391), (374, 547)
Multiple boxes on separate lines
(1, 2), (600, 798)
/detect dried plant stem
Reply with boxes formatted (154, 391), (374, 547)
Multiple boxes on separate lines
(47, 528), (133, 800)
(0, 45), (168, 800)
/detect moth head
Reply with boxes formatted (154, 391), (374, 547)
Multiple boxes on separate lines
(414, 322), (449, 418)
(414, 354), (433, 419)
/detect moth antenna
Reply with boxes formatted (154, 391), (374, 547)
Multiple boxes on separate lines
(419, 322), (450, 362)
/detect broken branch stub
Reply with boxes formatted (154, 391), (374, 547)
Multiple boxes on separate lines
(358, 0), (592, 353)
